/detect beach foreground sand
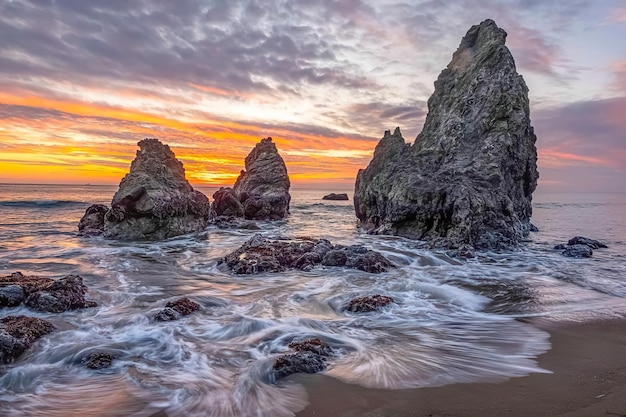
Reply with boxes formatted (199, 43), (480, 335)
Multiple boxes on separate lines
(295, 319), (626, 417)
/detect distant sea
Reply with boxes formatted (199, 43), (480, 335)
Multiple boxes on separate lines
(1, 183), (625, 416)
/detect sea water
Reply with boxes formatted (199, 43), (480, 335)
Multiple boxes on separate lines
(0, 184), (625, 416)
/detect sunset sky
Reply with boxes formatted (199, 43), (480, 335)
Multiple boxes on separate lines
(0, 0), (624, 191)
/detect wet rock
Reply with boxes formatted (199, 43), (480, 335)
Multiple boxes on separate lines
(0, 315), (54, 363)
(322, 193), (349, 201)
(0, 285), (25, 307)
(232, 137), (291, 220)
(273, 338), (332, 380)
(210, 187), (244, 218)
(24, 274), (97, 313)
(84, 352), (115, 369)
(529, 223), (539, 232)
(77, 203), (108, 236)
(562, 244), (593, 258)
(354, 20), (538, 250)
(221, 234), (393, 274)
(1, 272), (96, 312)
(345, 295), (395, 312)
(567, 236), (607, 249)
(102, 138), (210, 240)
(154, 297), (200, 321)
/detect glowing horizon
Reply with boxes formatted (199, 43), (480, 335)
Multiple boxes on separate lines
(1, 1), (624, 192)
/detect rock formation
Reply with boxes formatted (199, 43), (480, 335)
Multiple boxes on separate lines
(83, 352), (115, 369)
(0, 272), (96, 312)
(221, 234), (393, 274)
(354, 19), (539, 249)
(154, 297), (201, 321)
(554, 236), (607, 258)
(345, 295), (395, 312)
(0, 315), (55, 363)
(273, 338), (334, 380)
(77, 204), (108, 236)
(211, 137), (290, 220)
(92, 138), (210, 240)
(322, 193), (349, 201)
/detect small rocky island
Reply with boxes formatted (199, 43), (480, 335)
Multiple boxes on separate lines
(323, 193), (349, 201)
(79, 138), (210, 240)
(211, 137), (291, 221)
(354, 19), (539, 250)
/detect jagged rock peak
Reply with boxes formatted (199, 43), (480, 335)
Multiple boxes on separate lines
(100, 138), (210, 240)
(228, 137), (291, 220)
(354, 19), (539, 250)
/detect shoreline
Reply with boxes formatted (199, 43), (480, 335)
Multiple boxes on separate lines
(294, 317), (626, 417)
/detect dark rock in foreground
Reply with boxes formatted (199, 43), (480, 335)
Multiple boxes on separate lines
(354, 20), (538, 250)
(84, 352), (115, 369)
(562, 244), (593, 258)
(210, 187), (244, 218)
(0, 315), (54, 363)
(221, 234), (393, 274)
(1, 272), (96, 312)
(345, 295), (395, 312)
(273, 338), (333, 380)
(78, 203), (109, 236)
(154, 297), (200, 321)
(322, 193), (349, 201)
(231, 137), (291, 220)
(102, 138), (210, 240)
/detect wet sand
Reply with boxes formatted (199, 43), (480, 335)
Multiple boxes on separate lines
(295, 319), (626, 417)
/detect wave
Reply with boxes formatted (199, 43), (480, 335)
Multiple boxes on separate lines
(0, 200), (88, 208)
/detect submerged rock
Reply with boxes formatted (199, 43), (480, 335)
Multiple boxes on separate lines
(103, 138), (210, 240)
(0, 315), (55, 364)
(78, 204), (109, 236)
(0, 272), (96, 312)
(273, 338), (333, 380)
(154, 297), (200, 321)
(322, 193), (349, 201)
(232, 137), (291, 220)
(221, 234), (393, 274)
(354, 19), (538, 250)
(345, 295), (395, 312)
(83, 352), (115, 369)
(554, 236), (607, 258)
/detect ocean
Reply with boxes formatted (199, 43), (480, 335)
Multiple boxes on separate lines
(0, 183), (625, 416)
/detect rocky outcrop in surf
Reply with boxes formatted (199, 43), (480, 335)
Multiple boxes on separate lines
(154, 297), (201, 321)
(0, 272), (96, 312)
(77, 204), (108, 236)
(554, 236), (608, 258)
(0, 315), (55, 364)
(211, 137), (290, 220)
(221, 234), (393, 274)
(79, 139), (210, 241)
(354, 19), (539, 250)
(345, 295), (395, 312)
(273, 338), (334, 380)
(323, 193), (349, 201)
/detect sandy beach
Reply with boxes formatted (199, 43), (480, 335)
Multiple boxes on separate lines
(295, 319), (626, 417)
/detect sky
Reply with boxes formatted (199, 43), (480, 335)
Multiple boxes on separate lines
(0, 0), (624, 191)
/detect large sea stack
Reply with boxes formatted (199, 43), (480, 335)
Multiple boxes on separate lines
(354, 19), (538, 249)
(102, 138), (210, 240)
(212, 137), (290, 220)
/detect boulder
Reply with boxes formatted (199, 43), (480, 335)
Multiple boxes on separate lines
(1, 272), (96, 312)
(354, 19), (538, 250)
(210, 187), (244, 218)
(154, 297), (200, 321)
(77, 204), (108, 236)
(562, 244), (593, 258)
(103, 138), (210, 240)
(567, 236), (607, 249)
(232, 137), (291, 220)
(345, 295), (395, 312)
(221, 234), (393, 274)
(322, 193), (349, 201)
(273, 338), (333, 380)
(0, 315), (54, 363)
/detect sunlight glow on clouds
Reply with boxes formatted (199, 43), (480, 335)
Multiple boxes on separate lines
(0, 0), (624, 191)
